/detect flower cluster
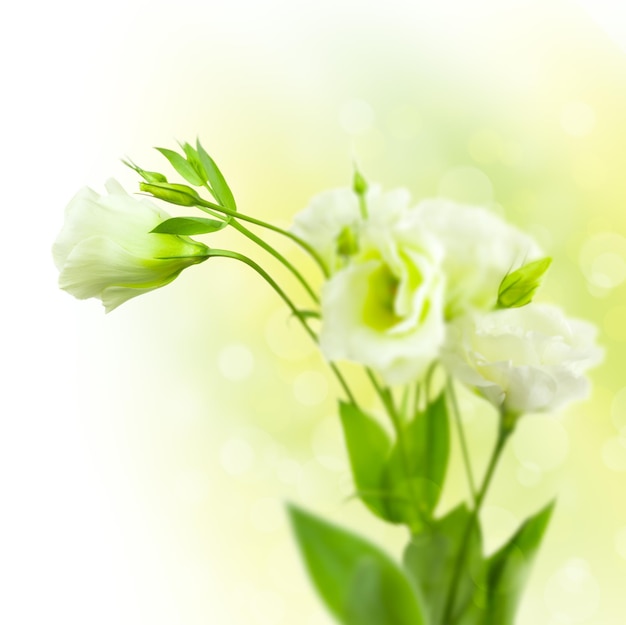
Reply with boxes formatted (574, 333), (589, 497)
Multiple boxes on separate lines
(53, 142), (605, 625)
(292, 185), (602, 415)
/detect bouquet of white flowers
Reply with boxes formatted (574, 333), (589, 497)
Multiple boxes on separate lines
(54, 140), (602, 625)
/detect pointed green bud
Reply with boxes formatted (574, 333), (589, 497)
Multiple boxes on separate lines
(139, 182), (201, 207)
(122, 159), (168, 184)
(353, 167), (368, 197)
(497, 257), (552, 309)
(336, 226), (359, 257)
(353, 165), (369, 219)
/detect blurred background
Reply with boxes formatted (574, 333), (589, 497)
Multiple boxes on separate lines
(2, 0), (626, 622)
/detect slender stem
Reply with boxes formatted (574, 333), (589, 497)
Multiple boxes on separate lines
(446, 377), (478, 505)
(229, 219), (319, 304)
(423, 361), (437, 405)
(441, 413), (515, 624)
(205, 249), (356, 406)
(195, 198), (329, 278)
(412, 381), (422, 418)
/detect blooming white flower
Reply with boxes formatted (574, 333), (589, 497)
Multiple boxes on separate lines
(290, 186), (411, 273)
(442, 304), (603, 414)
(406, 199), (543, 317)
(319, 210), (446, 385)
(53, 179), (209, 312)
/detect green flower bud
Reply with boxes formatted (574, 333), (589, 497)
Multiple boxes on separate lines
(336, 226), (359, 257)
(139, 181), (201, 207)
(497, 257), (552, 309)
(122, 158), (168, 183)
(353, 168), (368, 197)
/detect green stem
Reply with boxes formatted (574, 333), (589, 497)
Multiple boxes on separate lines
(196, 198), (329, 278)
(365, 369), (428, 529)
(205, 249), (355, 406)
(229, 220), (319, 304)
(441, 412), (515, 625)
(446, 377), (478, 505)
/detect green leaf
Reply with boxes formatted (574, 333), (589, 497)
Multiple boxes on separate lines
(292, 309), (321, 320)
(196, 139), (237, 211)
(497, 257), (552, 309)
(288, 504), (426, 625)
(151, 216), (226, 235)
(403, 504), (486, 625)
(482, 501), (555, 625)
(339, 401), (393, 521)
(382, 393), (450, 527)
(180, 142), (208, 183)
(156, 147), (205, 186)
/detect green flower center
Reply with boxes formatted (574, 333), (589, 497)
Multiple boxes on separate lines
(363, 263), (402, 331)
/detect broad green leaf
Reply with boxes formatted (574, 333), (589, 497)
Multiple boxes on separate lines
(403, 504), (486, 625)
(382, 393), (450, 527)
(339, 401), (393, 521)
(196, 139), (237, 211)
(151, 216), (226, 235)
(482, 501), (555, 625)
(288, 504), (426, 625)
(156, 147), (204, 186)
(497, 257), (552, 309)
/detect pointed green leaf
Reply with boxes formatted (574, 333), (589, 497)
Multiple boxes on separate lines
(288, 504), (426, 625)
(180, 142), (208, 183)
(156, 147), (204, 186)
(196, 139), (237, 210)
(339, 401), (393, 521)
(151, 216), (226, 235)
(403, 504), (486, 625)
(383, 393), (451, 527)
(482, 501), (555, 625)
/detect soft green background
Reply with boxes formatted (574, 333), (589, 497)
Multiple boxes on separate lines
(4, 0), (626, 622)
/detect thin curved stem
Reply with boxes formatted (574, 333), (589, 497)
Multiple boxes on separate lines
(441, 413), (514, 625)
(205, 249), (355, 405)
(229, 220), (319, 304)
(446, 377), (478, 505)
(196, 198), (329, 278)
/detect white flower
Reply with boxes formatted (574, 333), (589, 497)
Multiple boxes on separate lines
(290, 186), (411, 273)
(407, 199), (543, 317)
(319, 210), (446, 385)
(442, 304), (603, 414)
(53, 179), (209, 312)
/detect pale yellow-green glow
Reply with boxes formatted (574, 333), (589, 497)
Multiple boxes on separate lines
(7, 0), (626, 623)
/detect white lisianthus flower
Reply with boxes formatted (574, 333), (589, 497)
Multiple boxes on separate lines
(442, 304), (603, 414)
(319, 211), (446, 385)
(407, 199), (543, 317)
(290, 186), (411, 273)
(53, 179), (209, 312)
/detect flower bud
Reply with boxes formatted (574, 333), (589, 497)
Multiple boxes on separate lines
(497, 257), (552, 309)
(139, 181), (201, 207)
(353, 168), (368, 197)
(122, 159), (168, 184)
(336, 225), (359, 257)
(53, 179), (209, 312)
